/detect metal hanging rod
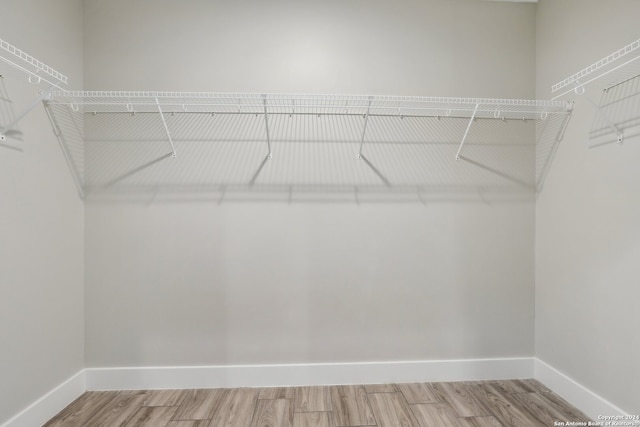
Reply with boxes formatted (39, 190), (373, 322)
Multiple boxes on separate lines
(0, 38), (69, 88)
(551, 38), (640, 99)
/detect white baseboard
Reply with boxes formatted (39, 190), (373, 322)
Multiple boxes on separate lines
(85, 357), (534, 390)
(5, 358), (626, 426)
(0, 370), (86, 427)
(534, 358), (630, 420)
(2, 357), (628, 426)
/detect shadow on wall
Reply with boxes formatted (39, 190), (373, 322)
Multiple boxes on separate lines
(42, 102), (570, 205)
(0, 70), (24, 152)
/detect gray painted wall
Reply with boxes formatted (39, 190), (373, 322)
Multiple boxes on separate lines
(3, 0), (637, 419)
(83, 0), (537, 367)
(536, 0), (640, 414)
(0, 0), (84, 424)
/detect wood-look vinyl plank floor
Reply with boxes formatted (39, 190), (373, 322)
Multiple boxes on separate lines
(44, 379), (591, 427)
(173, 389), (228, 421)
(250, 398), (293, 427)
(330, 385), (376, 427)
(363, 384), (397, 394)
(456, 415), (504, 427)
(293, 412), (335, 427)
(294, 386), (332, 412)
(479, 380), (537, 395)
(433, 382), (491, 418)
(165, 421), (211, 427)
(410, 403), (459, 427)
(367, 392), (419, 427)
(43, 391), (119, 427)
(84, 391), (148, 426)
(258, 387), (296, 400)
(517, 379), (552, 394)
(471, 383), (542, 427)
(210, 388), (259, 427)
(396, 383), (441, 404)
(123, 406), (178, 426)
(540, 390), (591, 422)
(143, 389), (188, 407)
(512, 391), (590, 426)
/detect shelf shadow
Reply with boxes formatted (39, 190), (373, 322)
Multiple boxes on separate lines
(0, 71), (24, 151)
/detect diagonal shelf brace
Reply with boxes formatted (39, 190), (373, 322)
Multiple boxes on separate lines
(262, 95), (273, 159)
(357, 98), (372, 159)
(155, 97), (177, 157)
(456, 103), (480, 160)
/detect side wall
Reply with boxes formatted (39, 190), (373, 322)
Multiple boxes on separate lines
(83, 0), (538, 368)
(0, 0), (85, 424)
(536, 0), (640, 414)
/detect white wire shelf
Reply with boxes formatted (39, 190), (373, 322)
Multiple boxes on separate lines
(551, 38), (640, 99)
(47, 91), (571, 119)
(44, 91), (573, 198)
(0, 38), (69, 88)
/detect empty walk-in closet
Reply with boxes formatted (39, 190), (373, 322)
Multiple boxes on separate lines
(1, 0), (639, 426)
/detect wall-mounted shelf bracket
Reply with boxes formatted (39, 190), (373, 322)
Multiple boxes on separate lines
(155, 97), (177, 157)
(262, 94), (273, 159)
(456, 103), (479, 160)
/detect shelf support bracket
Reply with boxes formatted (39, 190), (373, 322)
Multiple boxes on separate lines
(155, 97), (177, 157)
(456, 103), (479, 160)
(0, 90), (53, 141)
(357, 98), (372, 159)
(262, 94), (273, 159)
(580, 92), (623, 144)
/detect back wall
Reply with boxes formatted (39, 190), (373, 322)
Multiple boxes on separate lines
(82, 0), (538, 367)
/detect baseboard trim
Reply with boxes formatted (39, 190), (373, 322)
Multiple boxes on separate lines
(5, 358), (625, 426)
(534, 358), (630, 420)
(0, 370), (86, 427)
(85, 357), (534, 390)
(2, 358), (628, 425)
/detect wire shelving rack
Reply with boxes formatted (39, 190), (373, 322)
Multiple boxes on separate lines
(551, 37), (640, 144)
(0, 37), (68, 89)
(46, 91), (572, 160)
(0, 36), (575, 200)
(552, 38), (640, 99)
